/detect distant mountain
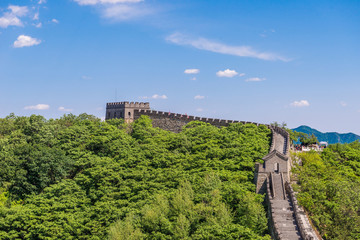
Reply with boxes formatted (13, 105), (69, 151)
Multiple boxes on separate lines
(292, 125), (360, 144)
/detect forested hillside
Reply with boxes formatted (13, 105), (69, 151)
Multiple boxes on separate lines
(0, 114), (272, 239)
(292, 125), (360, 144)
(292, 143), (360, 240)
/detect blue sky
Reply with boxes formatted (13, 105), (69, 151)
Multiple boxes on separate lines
(0, 0), (359, 134)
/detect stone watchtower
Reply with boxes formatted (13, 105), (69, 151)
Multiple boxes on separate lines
(105, 101), (150, 123)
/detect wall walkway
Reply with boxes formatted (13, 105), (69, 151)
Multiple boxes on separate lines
(265, 129), (319, 240)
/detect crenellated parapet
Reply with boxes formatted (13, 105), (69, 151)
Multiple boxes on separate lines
(106, 101), (150, 108)
(134, 109), (262, 133)
(286, 182), (320, 240)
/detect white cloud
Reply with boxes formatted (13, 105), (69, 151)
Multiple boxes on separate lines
(216, 69), (238, 78)
(38, 0), (47, 4)
(102, 4), (151, 21)
(194, 95), (205, 100)
(196, 108), (203, 112)
(184, 69), (199, 74)
(24, 104), (50, 110)
(74, 0), (142, 5)
(238, 73), (245, 77)
(0, 14), (22, 28)
(245, 77), (266, 82)
(340, 101), (347, 107)
(58, 106), (73, 112)
(35, 22), (42, 28)
(74, 0), (151, 21)
(33, 12), (39, 20)
(0, 5), (29, 28)
(13, 35), (41, 48)
(291, 100), (310, 107)
(166, 33), (289, 61)
(8, 6), (28, 17)
(52, 18), (59, 23)
(141, 94), (168, 100)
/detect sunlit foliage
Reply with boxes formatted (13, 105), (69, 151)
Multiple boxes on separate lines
(0, 114), (271, 239)
(293, 143), (360, 240)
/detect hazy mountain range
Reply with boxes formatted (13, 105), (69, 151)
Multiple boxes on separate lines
(292, 125), (360, 144)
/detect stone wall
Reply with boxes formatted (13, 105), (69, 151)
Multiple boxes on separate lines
(134, 109), (262, 133)
(272, 126), (290, 155)
(285, 182), (320, 240)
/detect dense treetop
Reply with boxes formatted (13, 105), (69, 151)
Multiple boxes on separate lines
(293, 143), (360, 240)
(0, 114), (272, 239)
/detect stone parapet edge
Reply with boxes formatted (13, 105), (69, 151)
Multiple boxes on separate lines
(285, 182), (320, 240)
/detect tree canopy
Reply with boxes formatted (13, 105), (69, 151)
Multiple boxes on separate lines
(0, 114), (272, 239)
(292, 142), (360, 239)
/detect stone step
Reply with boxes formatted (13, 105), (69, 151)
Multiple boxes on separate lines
(275, 219), (297, 226)
(273, 213), (295, 219)
(279, 232), (302, 240)
(276, 223), (298, 231)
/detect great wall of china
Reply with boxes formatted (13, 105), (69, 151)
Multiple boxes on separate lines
(106, 101), (320, 240)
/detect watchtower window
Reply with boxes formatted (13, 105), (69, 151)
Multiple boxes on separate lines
(263, 162), (266, 169)
(128, 112), (131, 117)
(114, 112), (117, 118)
(120, 111), (123, 118)
(274, 163), (279, 173)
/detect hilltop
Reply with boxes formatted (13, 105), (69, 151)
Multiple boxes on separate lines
(292, 125), (360, 144)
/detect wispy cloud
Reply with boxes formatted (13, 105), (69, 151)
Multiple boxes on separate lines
(196, 108), (203, 112)
(102, 4), (152, 21)
(0, 5), (28, 28)
(184, 69), (199, 74)
(24, 104), (49, 110)
(74, 0), (143, 5)
(58, 106), (73, 112)
(33, 12), (39, 20)
(340, 101), (347, 107)
(194, 95), (205, 100)
(216, 69), (238, 78)
(260, 29), (275, 38)
(166, 33), (289, 61)
(74, 0), (152, 21)
(38, 0), (47, 4)
(245, 77), (266, 82)
(291, 100), (310, 107)
(8, 6), (28, 17)
(52, 18), (59, 23)
(141, 94), (168, 100)
(13, 35), (41, 48)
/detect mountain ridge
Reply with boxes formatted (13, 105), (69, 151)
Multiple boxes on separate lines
(292, 125), (360, 144)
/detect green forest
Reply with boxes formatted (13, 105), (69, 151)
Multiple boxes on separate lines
(0, 114), (272, 240)
(293, 143), (360, 240)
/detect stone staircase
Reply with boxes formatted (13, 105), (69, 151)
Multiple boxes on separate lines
(264, 129), (319, 240)
(271, 198), (302, 240)
(272, 173), (285, 200)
